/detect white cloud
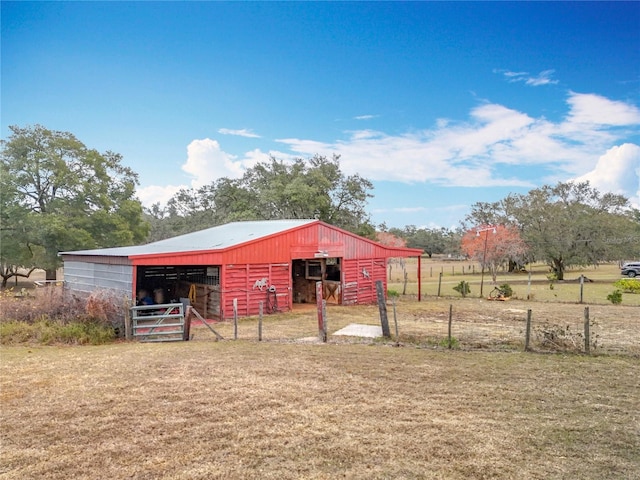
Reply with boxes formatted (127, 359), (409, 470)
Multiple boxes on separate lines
(136, 184), (187, 208)
(277, 92), (640, 188)
(498, 69), (559, 86)
(139, 92), (639, 210)
(565, 92), (640, 126)
(574, 143), (640, 208)
(181, 138), (245, 187)
(217, 128), (261, 138)
(354, 114), (378, 120)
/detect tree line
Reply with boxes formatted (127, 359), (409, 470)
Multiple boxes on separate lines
(2, 125), (639, 287)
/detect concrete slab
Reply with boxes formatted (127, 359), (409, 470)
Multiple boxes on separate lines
(332, 323), (382, 338)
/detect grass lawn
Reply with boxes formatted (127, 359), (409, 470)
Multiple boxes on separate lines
(1, 340), (639, 479)
(389, 260), (640, 306)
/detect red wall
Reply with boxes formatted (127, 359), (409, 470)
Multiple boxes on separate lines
(221, 262), (291, 318)
(342, 258), (387, 305)
(131, 222), (415, 266)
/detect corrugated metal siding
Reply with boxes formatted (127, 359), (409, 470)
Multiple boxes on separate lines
(61, 255), (131, 265)
(64, 261), (133, 295)
(222, 263), (291, 319)
(342, 258), (387, 305)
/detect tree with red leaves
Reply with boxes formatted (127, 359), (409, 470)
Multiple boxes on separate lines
(376, 231), (407, 248)
(461, 225), (528, 283)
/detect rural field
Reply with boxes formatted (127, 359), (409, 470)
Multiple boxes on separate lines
(1, 260), (639, 479)
(1, 338), (639, 480)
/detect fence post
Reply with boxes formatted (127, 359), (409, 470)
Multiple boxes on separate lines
(258, 301), (263, 341)
(322, 299), (327, 341)
(376, 280), (391, 338)
(392, 296), (399, 344)
(527, 271), (532, 300)
(437, 272), (443, 297)
(316, 281), (326, 342)
(584, 306), (590, 355)
(447, 304), (453, 349)
(233, 298), (238, 340)
(525, 309), (532, 351)
(124, 296), (132, 341)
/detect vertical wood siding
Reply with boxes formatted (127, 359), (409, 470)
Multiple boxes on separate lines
(222, 263), (290, 319)
(342, 258), (387, 305)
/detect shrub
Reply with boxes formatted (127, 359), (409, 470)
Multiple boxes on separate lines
(499, 283), (513, 298)
(0, 286), (124, 344)
(387, 289), (400, 298)
(613, 279), (640, 294)
(607, 290), (623, 305)
(533, 321), (599, 352)
(453, 281), (471, 297)
(0, 318), (115, 345)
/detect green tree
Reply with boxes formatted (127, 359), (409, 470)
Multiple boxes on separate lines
(390, 226), (462, 258)
(148, 154), (375, 240)
(1, 125), (148, 280)
(466, 181), (637, 280)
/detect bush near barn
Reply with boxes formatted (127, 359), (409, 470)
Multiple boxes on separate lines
(0, 287), (123, 345)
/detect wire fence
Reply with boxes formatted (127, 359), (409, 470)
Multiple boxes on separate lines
(189, 298), (640, 357)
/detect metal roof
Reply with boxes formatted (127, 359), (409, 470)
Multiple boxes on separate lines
(61, 219), (317, 257)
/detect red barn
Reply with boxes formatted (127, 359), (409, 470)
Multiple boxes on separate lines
(61, 219), (423, 319)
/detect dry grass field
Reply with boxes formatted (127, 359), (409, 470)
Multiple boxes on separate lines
(1, 262), (638, 479)
(1, 340), (639, 480)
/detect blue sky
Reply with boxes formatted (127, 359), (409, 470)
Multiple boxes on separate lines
(2, 1), (639, 229)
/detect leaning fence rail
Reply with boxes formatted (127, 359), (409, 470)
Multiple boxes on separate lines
(131, 303), (186, 342)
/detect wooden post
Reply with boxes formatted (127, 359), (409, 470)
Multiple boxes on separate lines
(430, 266), (433, 278)
(183, 304), (192, 341)
(258, 301), (263, 342)
(322, 299), (327, 342)
(584, 306), (590, 355)
(376, 280), (391, 338)
(525, 309), (532, 351)
(579, 275), (584, 304)
(448, 304), (453, 349)
(124, 296), (132, 341)
(316, 281), (326, 342)
(392, 296), (399, 344)
(189, 306), (223, 340)
(527, 271), (532, 300)
(437, 272), (443, 297)
(417, 255), (422, 302)
(402, 270), (408, 296)
(452, 266), (455, 276)
(233, 298), (238, 340)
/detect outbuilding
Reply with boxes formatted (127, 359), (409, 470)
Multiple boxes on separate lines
(61, 219), (423, 319)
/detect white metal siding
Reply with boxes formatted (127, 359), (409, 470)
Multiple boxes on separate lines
(64, 261), (133, 295)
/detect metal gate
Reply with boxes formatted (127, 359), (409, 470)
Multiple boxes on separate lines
(131, 303), (187, 342)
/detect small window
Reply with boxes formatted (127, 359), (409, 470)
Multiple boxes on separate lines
(306, 260), (323, 280)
